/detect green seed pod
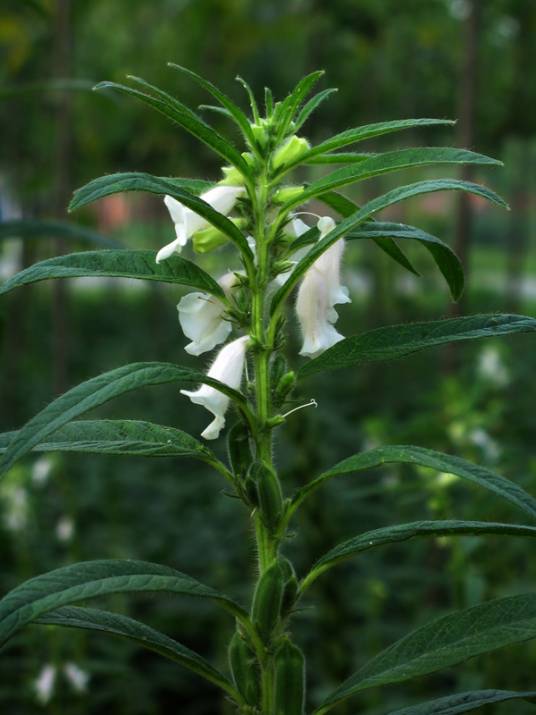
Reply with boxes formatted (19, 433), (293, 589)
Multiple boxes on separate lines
(250, 462), (283, 532)
(274, 638), (306, 715)
(274, 370), (296, 405)
(227, 421), (253, 481)
(272, 135), (310, 170)
(228, 632), (260, 706)
(278, 557), (299, 616)
(251, 560), (285, 642)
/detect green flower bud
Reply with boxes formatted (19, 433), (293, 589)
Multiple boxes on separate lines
(192, 218), (245, 254)
(273, 185), (305, 204)
(274, 638), (306, 715)
(227, 422), (253, 481)
(274, 371), (297, 405)
(219, 165), (245, 186)
(272, 135), (310, 170)
(250, 119), (270, 148)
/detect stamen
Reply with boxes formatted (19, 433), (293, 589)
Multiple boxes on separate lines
(282, 398), (318, 419)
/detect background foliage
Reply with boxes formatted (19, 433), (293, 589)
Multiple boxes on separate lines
(1, 0), (536, 712)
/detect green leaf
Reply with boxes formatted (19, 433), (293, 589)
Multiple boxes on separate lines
(347, 222), (464, 299)
(303, 520), (536, 590)
(0, 249), (225, 299)
(0, 559), (246, 649)
(95, 79), (250, 174)
(271, 179), (507, 315)
(167, 63), (255, 144)
(279, 118), (456, 174)
(292, 445), (536, 525)
(35, 606), (239, 698)
(319, 190), (418, 277)
(68, 172), (253, 262)
(315, 593), (536, 712)
(299, 313), (536, 377)
(0, 420), (208, 458)
(277, 70), (325, 138)
(285, 147), (502, 209)
(293, 88), (338, 131)
(305, 151), (374, 165)
(0, 363), (246, 477)
(70, 173), (211, 210)
(386, 689), (536, 715)
(0, 219), (120, 248)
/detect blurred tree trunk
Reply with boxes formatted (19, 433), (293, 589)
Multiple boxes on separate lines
(52, 0), (73, 395)
(506, 141), (530, 312)
(451, 0), (481, 317)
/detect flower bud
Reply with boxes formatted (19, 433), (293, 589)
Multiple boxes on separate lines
(274, 371), (297, 405)
(272, 135), (311, 170)
(219, 165), (245, 186)
(249, 462), (284, 532)
(273, 185), (305, 204)
(250, 119), (270, 148)
(192, 218), (246, 254)
(227, 421), (253, 481)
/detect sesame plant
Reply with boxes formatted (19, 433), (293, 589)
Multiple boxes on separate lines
(2, 67), (536, 715)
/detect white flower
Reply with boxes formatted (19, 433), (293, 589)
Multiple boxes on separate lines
(56, 515), (75, 543)
(178, 272), (238, 356)
(478, 345), (509, 386)
(296, 216), (351, 358)
(156, 185), (245, 263)
(181, 336), (249, 440)
(64, 662), (90, 693)
(34, 664), (56, 705)
(32, 456), (53, 486)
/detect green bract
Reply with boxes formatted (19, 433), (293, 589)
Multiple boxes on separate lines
(1, 67), (534, 715)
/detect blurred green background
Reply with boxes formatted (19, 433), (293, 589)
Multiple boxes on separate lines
(1, 0), (536, 713)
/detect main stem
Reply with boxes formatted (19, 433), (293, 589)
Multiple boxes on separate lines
(251, 169), (279, 714)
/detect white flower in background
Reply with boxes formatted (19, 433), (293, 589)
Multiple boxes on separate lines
(469, 427), (501, 461)
(3, 485), (28, 532)
(32, 456), (53, 486)
(64, 662), (90, 693)
(478, 345), (509, 387)
(56, 515), (75, 543)
(156, 185), (245, 263)
(178, 272), (238, 356)
(296, 216), (351, 358)
(181, 336), (249, 440)
(34, 664), (56, 705)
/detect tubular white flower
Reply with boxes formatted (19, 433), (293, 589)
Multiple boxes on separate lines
(296, 216), (351, 358)
(180, 335), (249, 440)
(156, 185), (245, 263)
(177, 272), (238, 356)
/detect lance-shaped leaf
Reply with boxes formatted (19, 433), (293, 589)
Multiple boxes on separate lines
(305, 151), (374, 165)
(314, 593), (536, 713)
(70, 173), (211, 210)
(283, 147), (502, 210)
(299, 314), (536, 378)
(0, 420), (209, 459)
(291, 446), (536, 524)
(301, 520), (536, 592)
(0, 560), (246, 649)
(386, 689), (536, 715)
(271, 179), (507, 315)
(0, 219), (120, 248)
(95, 79), (250, 174)
(293, 87), (338, 131)
(276, 118), (455, 175)
(68, 173), (253, 263)
(348, 222), (464, 299)
(35, 606), (241, 700)
(276, 70), (325, 139)
(0, 363), (246, 477)
(0, 250), (225, 299)
(167, 63), (254, 144)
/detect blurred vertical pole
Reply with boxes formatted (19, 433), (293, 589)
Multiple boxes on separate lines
(451, 0), (481, 317)
(506, 141), (529, 312)
(52, 0), (73, 395)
